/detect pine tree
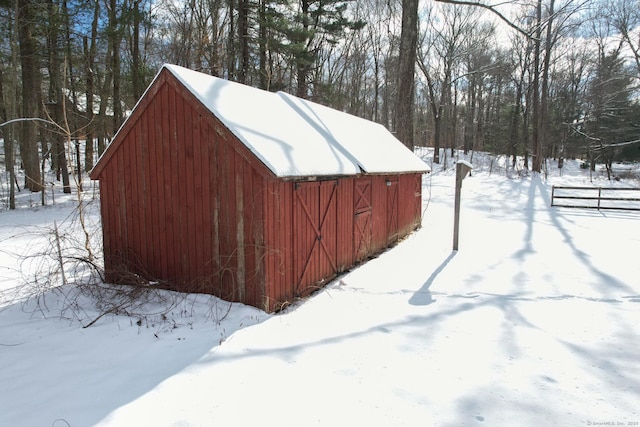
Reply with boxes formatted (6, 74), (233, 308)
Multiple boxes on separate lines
(586, 48), (636, 175)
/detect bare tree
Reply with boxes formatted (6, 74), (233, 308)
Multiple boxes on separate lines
(394, 0), (419, 149)
(462, 21), (498, 154)
(605, 0), (640, 76)
(417, 4), (478, 163)
(361, 0), (397, 124)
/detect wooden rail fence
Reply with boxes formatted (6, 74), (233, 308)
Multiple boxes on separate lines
(551, 186), (640, 211)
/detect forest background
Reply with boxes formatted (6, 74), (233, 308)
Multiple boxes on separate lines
(0, 0), (639, 209)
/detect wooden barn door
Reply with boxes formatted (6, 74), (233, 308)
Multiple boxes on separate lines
(387, 177), (399, 244)
(294, 180), (338, 296)
(354, 178), (372, 262)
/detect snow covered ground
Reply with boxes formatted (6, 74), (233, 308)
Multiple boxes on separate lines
(1, 151), (639, 426)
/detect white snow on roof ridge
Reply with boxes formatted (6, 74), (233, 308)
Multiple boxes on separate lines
(163, 64), (429, 177)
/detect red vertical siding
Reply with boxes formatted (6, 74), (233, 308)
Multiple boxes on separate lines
(370, 175), (387, 252)
(159, 84), (175, 281)
(127, 112), (141, 277)
(336, 177), (354, 271)
(234, 152), (246, 302)
(175, 96), (187, 282)
(100, 173), (114, 280)
(209, 127), (221, 294)
(219, 135), (234, 299)
(156, 95), (169, 278)
(263, 179), (293, 311)
(242, 165), (255, 306)
(155, 91), (169, 279)
(199, 114), (213, 289)
(185, 102), (197, 283)
(115, 146), (127, 258)
(262, 181), (275, 310)
(244, 165), (265, 308)
(170, 87), (184, 285)
(192, 112), (205, 282)
(251, 168), (266, 308)
(154, 93), (167, 279)
(397, 173), (422, 237)
(121, 130), (132, 266)
(133, 116), (147, 276)
(146, 88), (158, 278)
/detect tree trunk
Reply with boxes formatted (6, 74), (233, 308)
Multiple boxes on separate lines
(109, 0), (123, 131)
(84, 0), (100, 171)
(238, 0), (249, 84)
(0, 63), (16, 209)
(62, 0), (76, 106)
(394, 0), (419, 150)
(509, 65), (526, 168)
(132, 0), (143, 100)
(47, 0), (71, 194)
(98, 32), (113, 156)
(422, 70), (441, 164)
(464, 74), (476, 154)
(84, 35), (95, 172)
(433, 104), (443, 164)
(296, 0), (311, 98)
(531, 0), (543, 173)
(258, 0), (268, 89)
(227, 0), (236, 80)
(17, 0), (43, 192)
(538, 0), (554, 173)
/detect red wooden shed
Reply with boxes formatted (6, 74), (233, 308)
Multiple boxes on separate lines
(90, 64), (430, 312)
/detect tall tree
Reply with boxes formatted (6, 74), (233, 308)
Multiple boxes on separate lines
(107, 0), (124, 131)
(288, 0), (365, 99)
(45, 0), (70, 193)
(0, 1), (18, 208)
(237, 0), (250, 83)
(506, 29), (533, 168)
(17, 0), (42, 192)
(256, 0), (290, 90)
(83, 0), (100, 171)
(461, 21), (497, 154)
(418, 4), (477, 163)
(585, 47), (636, 176)
(530, 0), (543, 172)
(0, 60), (17, 209)
(394, 0), (418, 149)
(606, 0), (640, 75)
(130, 0), (143, 98)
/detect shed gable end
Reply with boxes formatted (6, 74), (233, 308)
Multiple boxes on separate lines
(97, 77), (268, 307)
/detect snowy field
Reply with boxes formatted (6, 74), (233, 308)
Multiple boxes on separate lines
(1, 151), (639, 426)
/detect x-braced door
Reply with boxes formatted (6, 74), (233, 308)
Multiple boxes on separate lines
(294, 180), (338, 296)
(354, 178), (372, 262)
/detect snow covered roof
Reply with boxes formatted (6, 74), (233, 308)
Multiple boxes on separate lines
(163, 64), (429, 178)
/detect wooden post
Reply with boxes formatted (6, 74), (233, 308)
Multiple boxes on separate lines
(453, 161), (473, 251)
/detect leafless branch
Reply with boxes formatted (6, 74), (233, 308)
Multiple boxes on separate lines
(434, 0), (534, 39)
